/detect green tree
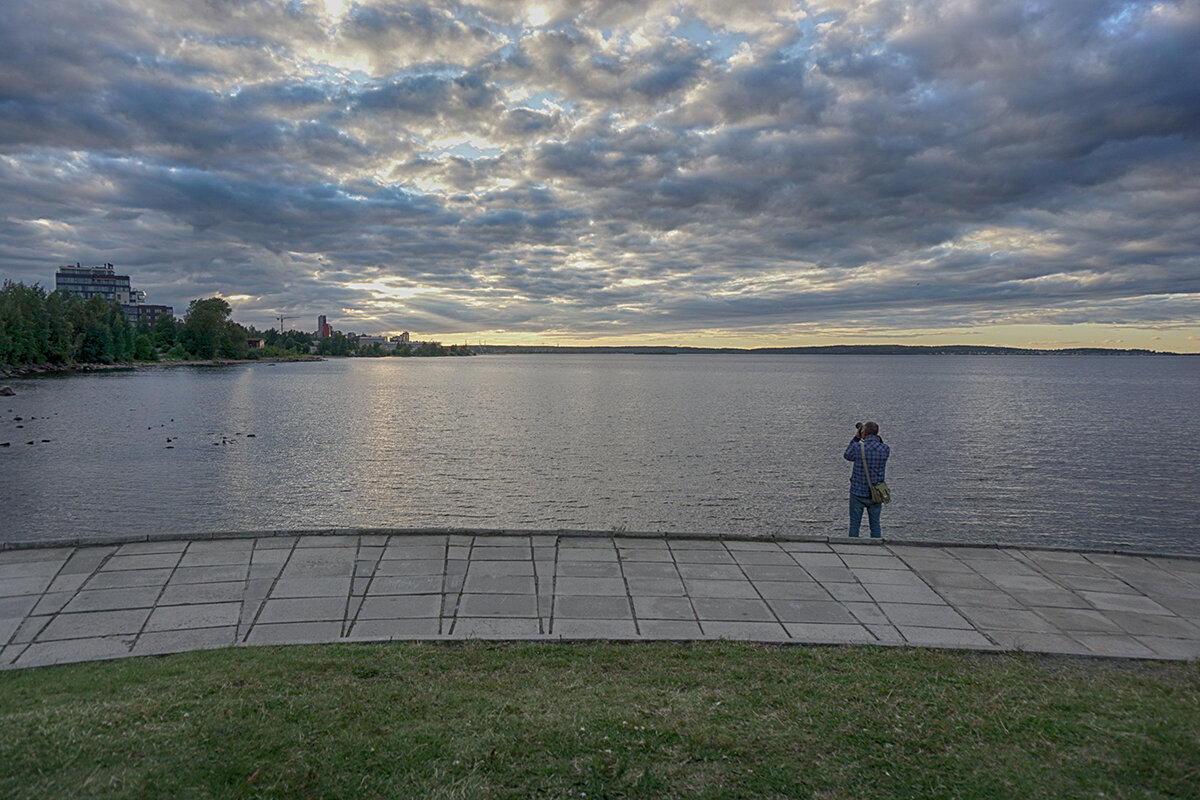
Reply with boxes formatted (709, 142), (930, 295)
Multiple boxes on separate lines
(75, 299), (114, 363)
(412, 341), (446, 357)
(0, 281), (44, 364)
(180, 297), (248, 359)
(106, 301), (133, 362)
(43, 290), (75, 363)
(153, 313), (179, 350)
(283, 330), (313, 353)
(133, 333), (157, 361)
(315, 331), (354, 356)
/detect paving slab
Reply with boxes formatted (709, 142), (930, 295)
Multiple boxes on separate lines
(464, 574), (536, 594)
(863, 583), (944, 605)
(62, 586), (164, 613)
(144, 602), (241, 632)
(632, 596), (696, 620)
(622, 562), (680, 579)
(555, 576), (627, 596)
(357, 594), (443, 619)
(350, 618), (441, 638)
(898, 626), (997, 650)
(957, 606), (1062, 634)
(458, 593), (537, 618)
(245, 621), (343, 645)
(879, 602), (974, 630)
(702, 621), (789, 640)
(133, 627), (237, 656)
(158, 581), (245, 605)
(16, 636), (136, 667)
(2, 533), (1198, 667)
(257, 597), (347, 624)
(555, 595), (632, 620)
(768, 599), (858, 625)
(681, 579), (760, 599)
(454, 618), (540, 637)
(638, 619), (703, 638)
(691, 597), (776, 623)
(37, 609), (150, 641)
(552, 619), (639, 638)
(784, 622), (876, 644)
(31, 593), (73, 616)
(0, 576), (55, 597)
(625, 577), (687, 596)
(729, 548), (793, 565)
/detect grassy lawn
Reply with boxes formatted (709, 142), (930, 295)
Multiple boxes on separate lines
(1, 642), (1197, 799)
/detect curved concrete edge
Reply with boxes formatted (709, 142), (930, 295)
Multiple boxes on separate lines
(2, 531), (1200, 669)
(4, 526), (1198, 562)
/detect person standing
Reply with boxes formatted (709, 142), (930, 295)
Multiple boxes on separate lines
(844, 421), (889, 538)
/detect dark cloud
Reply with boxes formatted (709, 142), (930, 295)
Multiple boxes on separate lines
(0, 0), (1197, 345)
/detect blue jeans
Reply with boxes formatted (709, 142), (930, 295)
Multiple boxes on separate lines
(849, 494), (882, 538)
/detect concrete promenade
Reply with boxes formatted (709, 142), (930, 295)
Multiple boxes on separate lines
(2, 532), (1199, 669)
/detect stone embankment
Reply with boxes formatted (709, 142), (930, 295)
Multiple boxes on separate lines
(0, 355), (323, 379)
(0, 362), (133, 378)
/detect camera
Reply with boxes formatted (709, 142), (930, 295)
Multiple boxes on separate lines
(855, 422), (863, 431)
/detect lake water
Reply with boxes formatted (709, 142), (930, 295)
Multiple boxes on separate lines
(2, 355), (1198, 554)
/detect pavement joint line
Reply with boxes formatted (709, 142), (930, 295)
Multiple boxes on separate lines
(445, 536), (474, 636)
(1026, 549), (1134, 625)
(724, 540), (791, 639)
(547, 535), (560, 635)
(530, 535), (546, 636)
(831, 544), (891, 645)
(615, 537), (640, 637)
(343, 536), (370, 639)
(437, 535), (452, 636)
(241, 535), (299, 643)
(1, 550), (69, 661)
(238, 537), (271, 641)
(1160, 560), (1200, 590)
(129, 540), (185, 655)
(5, 549), (95, 664)
(892, 545), (1001, 650)
(666, 537), (704, 634)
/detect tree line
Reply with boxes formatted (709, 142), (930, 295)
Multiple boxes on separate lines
(0, 281), (471, 366)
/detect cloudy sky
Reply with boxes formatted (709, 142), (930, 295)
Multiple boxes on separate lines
(1, 0), (1198, 349)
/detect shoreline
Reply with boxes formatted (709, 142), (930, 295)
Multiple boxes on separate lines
(3, 526), (1199, 562)
(0, 355), (323, 378)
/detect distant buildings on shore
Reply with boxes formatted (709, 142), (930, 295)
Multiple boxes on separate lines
(316, 314), (332, 338)
(315, 315), (414, 349)
(52, 263), (426, 348)
(54, 263), (173, 328)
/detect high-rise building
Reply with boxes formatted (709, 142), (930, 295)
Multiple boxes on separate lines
(317, 314), (332, 338)
(55, 263), (133, 304)
(54, 263), (173, 328)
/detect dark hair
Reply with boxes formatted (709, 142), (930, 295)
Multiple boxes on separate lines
(862, 421), (879, 436)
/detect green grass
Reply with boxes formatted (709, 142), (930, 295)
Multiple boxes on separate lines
(1, 642), (1197, 799)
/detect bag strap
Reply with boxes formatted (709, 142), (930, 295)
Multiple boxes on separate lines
(859, 439), (875, 490)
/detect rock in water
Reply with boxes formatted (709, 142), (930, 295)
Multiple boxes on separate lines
(0, 386), (13, 396)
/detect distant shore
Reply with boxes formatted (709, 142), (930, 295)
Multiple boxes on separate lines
(0, 355), (323, 379)
(3, 345), (1192, 379)
(473, 344), (1192, 356)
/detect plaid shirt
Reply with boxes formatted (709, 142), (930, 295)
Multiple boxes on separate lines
(844, 435), (890, 498)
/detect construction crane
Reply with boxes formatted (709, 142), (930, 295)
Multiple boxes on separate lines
(276, 315), (300, 333)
